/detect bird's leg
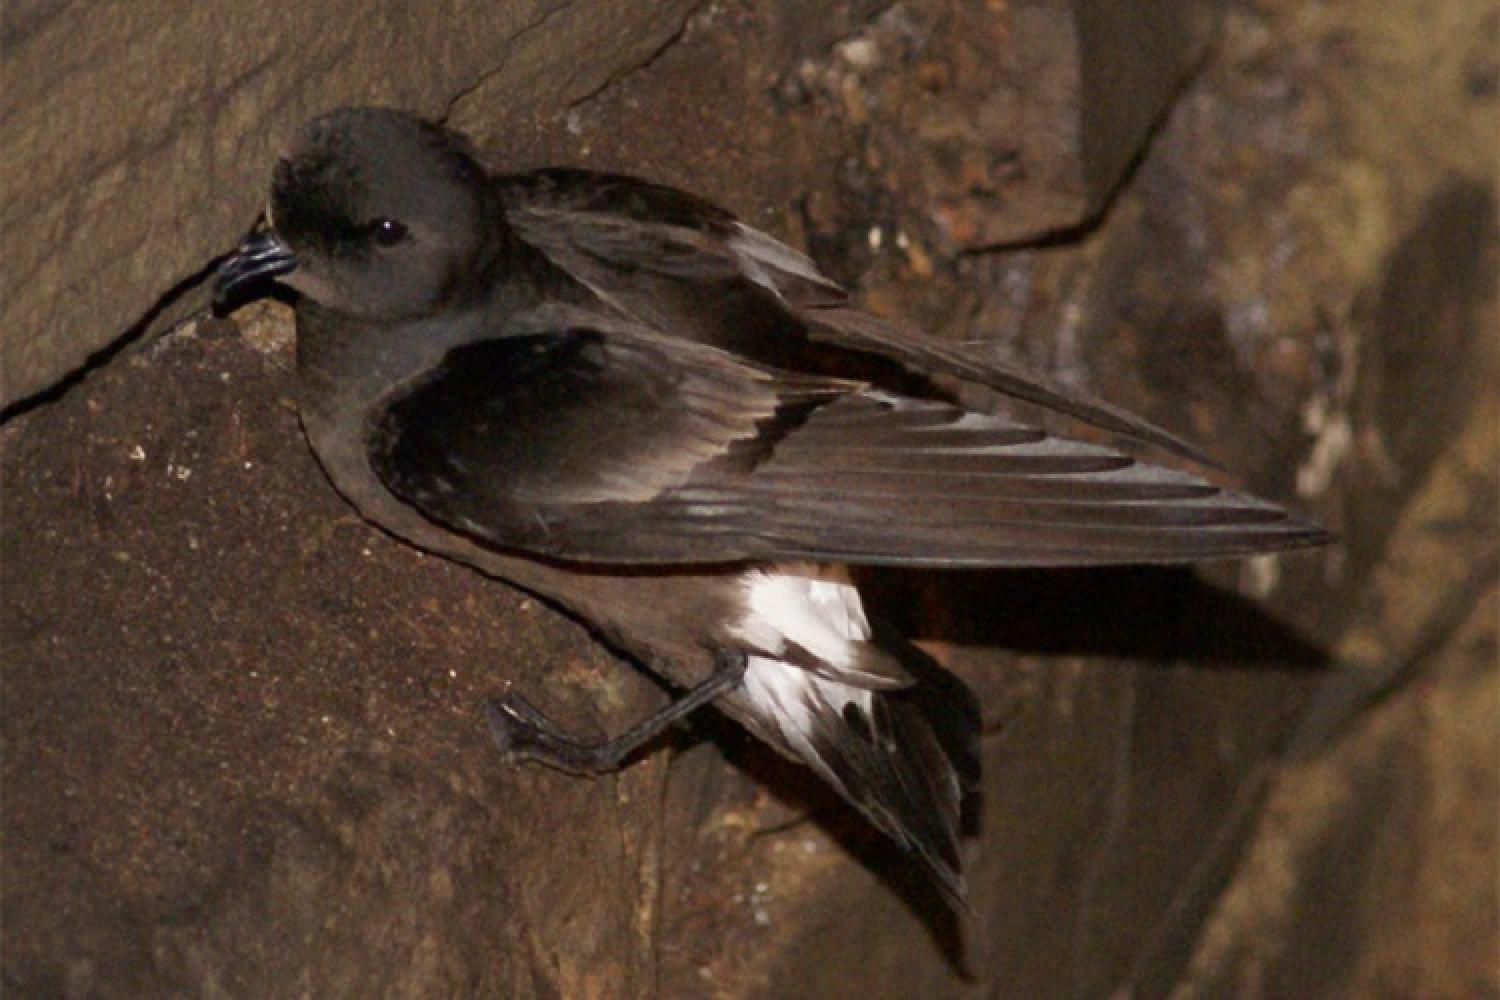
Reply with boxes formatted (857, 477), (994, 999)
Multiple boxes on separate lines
(484, 650), (748, 776)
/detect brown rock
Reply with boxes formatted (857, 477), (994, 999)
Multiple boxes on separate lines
(3, 0), (1494, 993)
(780, 1), (1213, 251)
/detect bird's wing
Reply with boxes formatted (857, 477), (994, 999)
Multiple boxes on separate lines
(366, 305), (839, 559)
(500, 168), (1213, 464)
(367, 306), (1326, 566)
(499, 168), (846, 304)
(698, 390), (1326, 566)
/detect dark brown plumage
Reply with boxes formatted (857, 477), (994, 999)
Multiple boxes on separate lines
(214, 107), (1326, 903)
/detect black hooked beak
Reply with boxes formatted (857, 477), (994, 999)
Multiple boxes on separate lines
(213, 217), (297, 310)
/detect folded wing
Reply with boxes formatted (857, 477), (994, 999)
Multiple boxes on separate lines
(368, 309), (1326, 567)
(502, 168), (1217, 464)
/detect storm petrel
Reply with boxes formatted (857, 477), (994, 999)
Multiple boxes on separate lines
(214, 107), (1326, 901)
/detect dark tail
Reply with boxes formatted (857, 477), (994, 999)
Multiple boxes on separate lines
(736, 620), (980, 904)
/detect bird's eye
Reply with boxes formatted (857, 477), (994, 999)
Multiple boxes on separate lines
(368, 217), (409, 247)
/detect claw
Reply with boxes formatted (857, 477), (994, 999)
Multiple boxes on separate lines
(482, 696), (550, 762)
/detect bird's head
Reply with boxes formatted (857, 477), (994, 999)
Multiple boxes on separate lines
(214, 107), (493, 320)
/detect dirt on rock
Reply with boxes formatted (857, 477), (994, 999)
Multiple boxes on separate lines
(3, 0), (1495, 995)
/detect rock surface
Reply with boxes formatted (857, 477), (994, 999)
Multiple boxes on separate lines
(3, 0), (1495, 995)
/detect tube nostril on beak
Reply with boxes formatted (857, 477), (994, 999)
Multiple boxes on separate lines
(213, 218), (297, 310)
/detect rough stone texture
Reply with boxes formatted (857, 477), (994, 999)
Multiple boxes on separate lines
(1179, 373), (1498, 997)
(2, 315), (678, 995)
(3, 0), (1496, 995)
(1158, 1), (1500, 994)
(779, 0), (1213, 251)
(1, 0), (698, 409)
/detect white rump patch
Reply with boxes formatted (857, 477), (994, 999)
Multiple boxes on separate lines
(729, 564), (871, 670)
(728, 565), (921, 830)
(741, 650), (872, 743)
(729, 565), (883, 748)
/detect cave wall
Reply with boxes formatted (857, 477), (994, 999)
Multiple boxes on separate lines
(3, 1), (1494, 995)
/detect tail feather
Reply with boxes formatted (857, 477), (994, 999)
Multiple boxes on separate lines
(734, 636), (979, 904)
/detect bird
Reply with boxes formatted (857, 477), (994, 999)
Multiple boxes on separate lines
(213, 106), (1327, 903)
